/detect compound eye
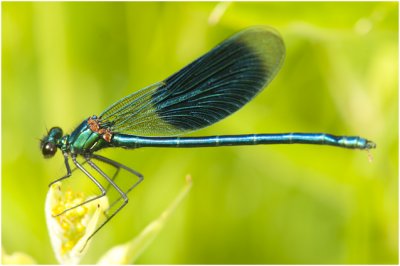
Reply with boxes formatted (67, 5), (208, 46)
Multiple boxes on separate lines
(42, 142), (57, 158)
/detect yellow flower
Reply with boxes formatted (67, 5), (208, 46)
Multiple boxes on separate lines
(45, 182), (109, 264)
(44, 175), (192, 264)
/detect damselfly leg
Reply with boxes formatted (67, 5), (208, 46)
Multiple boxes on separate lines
(48, 153), (74, 187)
(91, 154), (144, 211)
(51, 155), (107, 217)
(76, 155), (143, 245)
(49, 152), (144, 244)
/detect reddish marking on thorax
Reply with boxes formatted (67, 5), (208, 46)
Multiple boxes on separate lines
(87, 116), (113, 143)
(88, 116), (100, 131)
(98, 128), (113, 142)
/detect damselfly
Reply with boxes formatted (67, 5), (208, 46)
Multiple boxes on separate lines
(41, 26), (375, 242)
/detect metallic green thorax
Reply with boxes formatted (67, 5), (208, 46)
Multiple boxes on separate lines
(66, 119), (110, 154)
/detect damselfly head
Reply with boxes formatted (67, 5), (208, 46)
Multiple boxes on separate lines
(41, 127), (63, 158)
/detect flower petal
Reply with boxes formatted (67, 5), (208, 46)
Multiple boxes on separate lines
(45, 182), (109, 264)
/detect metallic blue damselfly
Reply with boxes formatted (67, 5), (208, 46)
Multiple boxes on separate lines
(41, 26), (376, 243)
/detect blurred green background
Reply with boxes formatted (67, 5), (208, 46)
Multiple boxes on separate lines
(2, 2), (398, 264)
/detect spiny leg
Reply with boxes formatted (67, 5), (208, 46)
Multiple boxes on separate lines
(78, 154), (145, 248)
(91, 154), (143, 181)
(92, 157), (121, 192)
(48, 153), (92, 187)
(48, 153), (73, 187)
(80, 156), (132, 248)
(91, 154), (144, 210)
(106, 167), (120, 192)
(53, 155), (107, 217)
